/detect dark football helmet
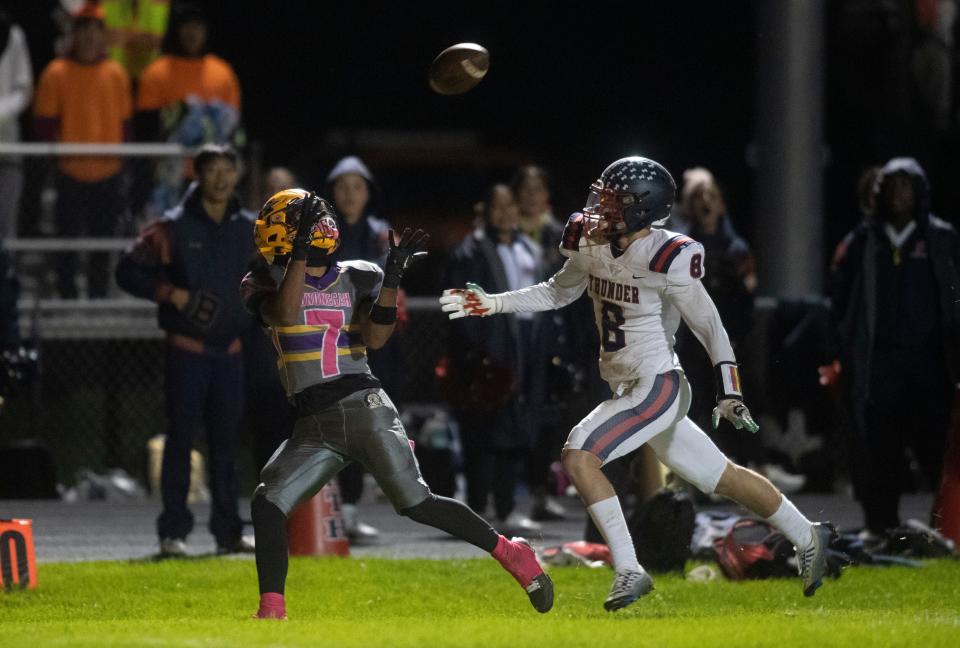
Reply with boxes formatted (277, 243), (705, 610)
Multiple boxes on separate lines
(582, 156), (677, 241)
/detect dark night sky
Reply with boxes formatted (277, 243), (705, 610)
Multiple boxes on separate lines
(9, 0), (956, 275)
(206, 2), (757, 226)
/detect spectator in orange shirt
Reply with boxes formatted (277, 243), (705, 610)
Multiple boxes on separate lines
(34, 3), (132, 298)
(135, 4), (241, 216)
(138, 4), (240, 116)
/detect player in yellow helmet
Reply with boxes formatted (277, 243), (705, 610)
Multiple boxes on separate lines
(243, 190), (554, 619)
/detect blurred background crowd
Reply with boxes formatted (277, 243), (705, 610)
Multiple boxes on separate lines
(1, 0), (959, 546)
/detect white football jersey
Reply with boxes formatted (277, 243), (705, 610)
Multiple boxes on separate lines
(499, 228), (737, 386)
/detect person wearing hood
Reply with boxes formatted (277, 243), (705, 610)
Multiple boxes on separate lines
(830, 156), (960, 536)
(34, 2), (132, 298)
(324, 155), (393, 540)
(116, 144), (256, 557)
(326, 156), (391, 265)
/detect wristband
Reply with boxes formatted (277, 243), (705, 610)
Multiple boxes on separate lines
(369, 303), (398, 325)
(714, 362), (743, 400)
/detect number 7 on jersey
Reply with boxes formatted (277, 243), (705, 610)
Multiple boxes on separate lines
(304, 308), (345, 378)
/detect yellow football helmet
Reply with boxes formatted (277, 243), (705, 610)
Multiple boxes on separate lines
(254, 189), (340, 263)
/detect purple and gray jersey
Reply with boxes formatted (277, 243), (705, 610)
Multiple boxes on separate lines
(241, 260), (383, 397)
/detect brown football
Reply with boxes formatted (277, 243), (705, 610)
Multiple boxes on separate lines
(428, 43), (490, 95)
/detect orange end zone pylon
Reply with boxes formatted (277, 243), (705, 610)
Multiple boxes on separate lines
(0, 519), (38, 590)
(287, 482), (350, 557)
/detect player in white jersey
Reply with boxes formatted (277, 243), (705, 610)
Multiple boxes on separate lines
(441, 156), (834, 611)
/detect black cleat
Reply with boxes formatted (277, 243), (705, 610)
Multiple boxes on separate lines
(525, 572), (555, 614)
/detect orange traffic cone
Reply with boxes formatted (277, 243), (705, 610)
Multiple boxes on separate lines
(0, 519), (38, 590)
(933, 391), (960, 544)
(287, 482), (350, 557)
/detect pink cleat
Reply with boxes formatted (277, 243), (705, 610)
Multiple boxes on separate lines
(253, 592), (288, 620)
(491, 535), (554, 613)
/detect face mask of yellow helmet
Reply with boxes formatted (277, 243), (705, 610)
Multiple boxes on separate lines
(254, 189), (340, 265)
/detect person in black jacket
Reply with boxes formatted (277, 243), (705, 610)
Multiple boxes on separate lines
(443, 184), (544, 534)
(116, 144), (256, 557)
(830, 157), (960, 535)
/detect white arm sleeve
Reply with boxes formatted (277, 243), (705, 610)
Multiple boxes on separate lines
(664, 280), (736, 366)
(498, 258), (588, 313)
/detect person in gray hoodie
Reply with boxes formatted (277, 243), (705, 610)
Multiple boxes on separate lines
(326, 156), (391, 265)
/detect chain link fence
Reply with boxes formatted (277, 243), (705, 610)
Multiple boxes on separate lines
(0, 297), (450, 490)
(0, 145), (845, 494)
(2, 294), (845, 493)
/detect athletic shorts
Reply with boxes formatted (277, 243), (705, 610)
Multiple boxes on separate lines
(565, 370), (728, 493)
(257, 388), (431, 515)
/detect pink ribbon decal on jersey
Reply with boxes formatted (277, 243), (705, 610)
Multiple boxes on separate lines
(583, 371), (680, 461)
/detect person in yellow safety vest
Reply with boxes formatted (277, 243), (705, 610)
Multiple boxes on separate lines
(102, 0), (169, 81)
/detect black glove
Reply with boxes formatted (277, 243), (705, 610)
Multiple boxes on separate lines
(383, 228), (429, 288)
(290, 192), (328, 261)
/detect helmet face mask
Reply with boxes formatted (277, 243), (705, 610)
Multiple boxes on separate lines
(581, 182), (640, 243)
(307, 214), (340, 260)
(579, 157), (677, 247)
(255, 189), (341, 264)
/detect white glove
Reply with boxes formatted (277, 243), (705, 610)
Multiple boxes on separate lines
(438, 282), (501, 319)
(711, 399), (759, 434)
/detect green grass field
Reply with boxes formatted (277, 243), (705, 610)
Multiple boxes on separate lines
(2, 557), (959, 647)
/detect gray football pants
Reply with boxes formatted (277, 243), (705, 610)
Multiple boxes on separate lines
(255, 388), (431, 515)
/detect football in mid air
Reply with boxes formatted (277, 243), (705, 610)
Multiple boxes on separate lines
(428, 42), (490, 95)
